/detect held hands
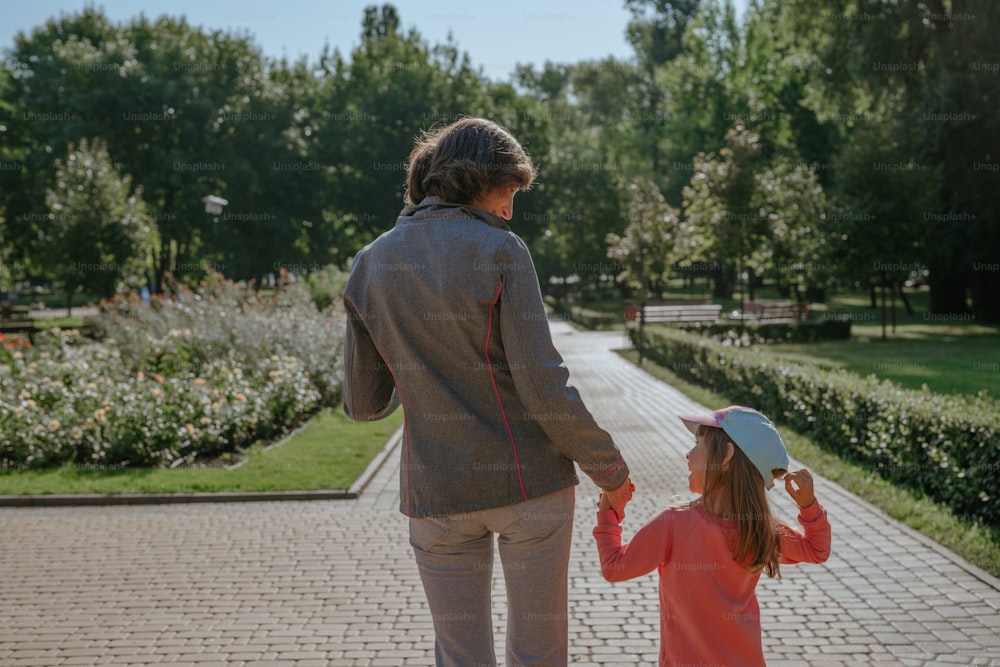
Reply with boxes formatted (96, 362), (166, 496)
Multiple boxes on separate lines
(597, 478), (635, 522)
(783, 469), (816, 508)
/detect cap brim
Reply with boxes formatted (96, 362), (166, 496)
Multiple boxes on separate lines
(678, 413), (720, 436)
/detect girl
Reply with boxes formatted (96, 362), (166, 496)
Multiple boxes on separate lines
(593, 405), (831, 667)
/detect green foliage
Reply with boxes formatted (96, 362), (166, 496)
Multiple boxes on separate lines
(752, 159), (832, 291)
(607, 178), (693, 298)
(5, 8), (323, 284)
(1, 0), (995, 323)
(43, 138), (157, 300)
(101, 272), (345, 406)
(672, 319), (852, 344)
(312, 5), (521, 264)
(633, 325), (1000, 527)
(0, 407), (404, 494)
(781, 0), (1000, 320)
(682, 122), (765, 298)
(304, 264), (349, 310)
(543, 297), (621, 331)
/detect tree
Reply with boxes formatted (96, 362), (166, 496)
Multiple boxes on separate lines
(682, 123), (766, 298)
(782, 0), (1000, 321)
(513, 59), (643, 286)
(607, 178), (693, 301)
(752, 160), (832, 300)
(625, 0), (703, 175)
(43, 138), (157, 309)
(2, 8), (306, 285)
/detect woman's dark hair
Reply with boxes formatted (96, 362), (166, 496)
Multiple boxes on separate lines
(405, 117), (537, 206)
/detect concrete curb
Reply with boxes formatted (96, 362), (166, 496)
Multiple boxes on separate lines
(348, 425), (403, 497)
(0, 425), (405, 508)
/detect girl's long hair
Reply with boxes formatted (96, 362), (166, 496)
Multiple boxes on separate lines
(698, 425), (785, 578)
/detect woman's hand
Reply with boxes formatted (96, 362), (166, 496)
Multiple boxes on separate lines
(600, 478), (635, 521)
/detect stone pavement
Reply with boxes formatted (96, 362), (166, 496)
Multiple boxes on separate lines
(1, 321), (999, 667)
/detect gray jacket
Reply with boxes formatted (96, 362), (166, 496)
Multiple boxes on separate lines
(343, 196), (630, 517)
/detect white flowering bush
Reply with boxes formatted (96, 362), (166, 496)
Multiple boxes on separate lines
(1, 274), (346, 468)
(100, 273), (345, 405)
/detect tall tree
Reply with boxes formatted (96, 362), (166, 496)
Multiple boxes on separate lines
(682, 122), (766, 298)
(43, 138), (156, 308)
(782, 0), (1000, 320)
(607, 178), (694, 300)
(625, 0), (703, 176)
(3, 8), (307, 284)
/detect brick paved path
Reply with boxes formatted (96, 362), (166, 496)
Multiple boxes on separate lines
(1, 322), (998, 666)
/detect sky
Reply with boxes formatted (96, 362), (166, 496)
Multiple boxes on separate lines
(2, 0), (748, 81)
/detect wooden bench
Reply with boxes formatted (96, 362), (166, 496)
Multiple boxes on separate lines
(0, 304), (39, 343)
(735, 300), (809, 323)
(625, 302), (723, 325)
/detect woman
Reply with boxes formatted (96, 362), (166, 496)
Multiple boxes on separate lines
(343, 117), (633, 667)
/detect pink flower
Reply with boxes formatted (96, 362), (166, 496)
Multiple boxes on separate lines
(154, 374), (165, 384)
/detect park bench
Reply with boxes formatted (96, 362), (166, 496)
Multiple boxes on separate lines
(735, 300), (809, 323)
(625, 301), (723, 325)
(0, 304), (39, 343)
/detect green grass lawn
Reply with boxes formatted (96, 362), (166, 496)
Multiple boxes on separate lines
(763, 322), (1000, 397)
(616, 349), (1000, 578)
(0, 407), (403, 495)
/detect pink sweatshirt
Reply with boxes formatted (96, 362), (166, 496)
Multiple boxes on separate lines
(593, 501), (831, 667)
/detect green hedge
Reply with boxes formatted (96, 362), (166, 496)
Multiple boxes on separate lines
(674, 319), (852, 344)
(544, 297), (620, 330)
(633, 326), (1000, 527)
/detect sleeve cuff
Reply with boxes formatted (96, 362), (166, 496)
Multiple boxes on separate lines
(798, 500), (825, 521)
(596, 508), (622, 526)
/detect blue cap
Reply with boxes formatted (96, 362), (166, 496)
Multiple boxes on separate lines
(678, 406), (789, 490)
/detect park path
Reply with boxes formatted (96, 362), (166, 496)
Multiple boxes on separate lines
(1, 321), (999, 666)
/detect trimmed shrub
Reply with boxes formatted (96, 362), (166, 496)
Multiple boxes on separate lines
(673, 319), (852, 344)
(634, 325), (1000, 527)
(544, 297), (620, 330)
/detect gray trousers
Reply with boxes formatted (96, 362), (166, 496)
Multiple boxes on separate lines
(408, 486), (576, 667)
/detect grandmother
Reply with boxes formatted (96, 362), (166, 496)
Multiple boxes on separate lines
(343, 117), (633, 667)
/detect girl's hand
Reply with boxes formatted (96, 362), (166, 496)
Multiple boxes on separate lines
(784, 469), (816, 508)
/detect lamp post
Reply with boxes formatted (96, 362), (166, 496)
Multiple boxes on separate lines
(201, 195), (228, 273)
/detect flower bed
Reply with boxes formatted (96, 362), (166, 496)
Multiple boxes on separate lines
(1, 276), (346, 468)
(633, 325), (1000, 527)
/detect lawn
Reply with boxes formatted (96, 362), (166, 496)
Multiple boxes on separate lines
(763, 322), (1000, 398)
(0, 407), (404, 495)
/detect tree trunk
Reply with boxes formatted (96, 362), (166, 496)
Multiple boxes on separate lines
(712, 266), (733, 299)
(896, 281), (913, 316)
(969, 267), (1000, 323)
(927, 262), (969, 315)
